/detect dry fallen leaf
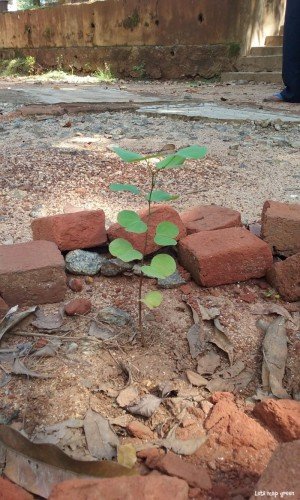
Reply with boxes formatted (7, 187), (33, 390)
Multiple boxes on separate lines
(187, 323), (204, 358)
(117, 443), (137, 469)
(159, 425), (207, 455)
(186, 370), (208, 387)
(88, 320), (116, 340)
(32, 308), (64, 331)
(208, 318), (234, 365)
(117, 386), (139, 408)
(197, 302), (220, 321)
(197, 352), (221, 375)
(0, 306), (36, 343)
(12, 358), (51, 379)
(83, 409), (119, 460)
(0, 424), (136, 498)
(127, 395), (162, 418)
(260, 317), (290, 399)
(251, 303), (294, 322)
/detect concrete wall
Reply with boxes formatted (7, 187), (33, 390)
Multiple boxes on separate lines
(0, 0), (286, 78)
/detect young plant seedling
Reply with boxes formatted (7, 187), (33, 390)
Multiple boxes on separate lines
(109, 145), (207, 346)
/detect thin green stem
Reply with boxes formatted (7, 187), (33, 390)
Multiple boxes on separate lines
(138, 164), (157, 347)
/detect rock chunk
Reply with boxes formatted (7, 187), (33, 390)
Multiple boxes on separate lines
(97, 307), (131, 326)
(266, 253), (300, 301)
(65, 249), (106, 275)
(250, 441), (300, 499)
(49, 475), (189, 500)
(181, 204), (242, 235)
(261, 200), (300, 256)
(64, 298), (92, 316)
(0, 241), (67, 306)
(253, 399), (300, 442)
(178, 227), (273, 287)
(108, 205), (186, 255)
(31, 210), (107, 251)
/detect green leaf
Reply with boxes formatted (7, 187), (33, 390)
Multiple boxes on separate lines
(109, 183), (140, 195)
(146, 190), (179, 202)
(176, 145), (207, 159)
(156, 154), (186, 170)
(109, 238), (143, 262)
(112, 147), (144, 163)
(141, 291), (163, 309)
(117, 210), (147, 234)
(141, 254), (176, 279)
(154, 221), (179, 246)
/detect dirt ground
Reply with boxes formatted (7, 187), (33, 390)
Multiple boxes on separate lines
(0, 77), (299, 498)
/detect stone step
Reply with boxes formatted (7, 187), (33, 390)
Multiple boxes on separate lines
(250, 46), (282, 56)
(238, 55), (282, 72)
(221, 71), (283, 84)
(265, 35), (283, 47)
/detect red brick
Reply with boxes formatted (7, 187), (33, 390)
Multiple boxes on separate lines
(0, 241), (67, 307)
(146, 451), (211, 491)
(31, 210), (106, 251)
(180, 204), (242, 235)
(127, 420), (155, 439)
(108, 204), (186, 255)
(178, 227), (273, 287)
(252, 441), (300, 498)
(253, 399), (300, 442)
(0, 296), (9, 318)
(49, 476), (189, 500)
(0, 477), (33, 500)
(261, 200), (300, 256)
(266, 253), (300, 302)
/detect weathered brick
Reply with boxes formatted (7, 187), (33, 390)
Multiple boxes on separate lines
(180, 204), (242, 235)
(108, 204), (186, 255)
(178, 227), (273, 287)
(0, 241), (67, 306)
(0, 477), (33, 500)
(266, 253), (300, 301)
(253, 399), (300, 442)
(261, 200), (300, 256)
(31, 210), (106, 251)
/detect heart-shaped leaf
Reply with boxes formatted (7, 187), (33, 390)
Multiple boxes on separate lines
(146, 190), (179, 202)
(156, 154), (185, 170)
(117, 210), (147, 234)
(141, 291), (163, 309)
(154, 221), (179, 246)
(112, 147), (144, 163)
(141, 254), (176, 279)
(176, 145), (207, 159)
(109, 239), (143, 262)
(110, 183), (140, 195)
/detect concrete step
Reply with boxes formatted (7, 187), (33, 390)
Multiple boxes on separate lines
(221, 71), (283, 84)
(279, 25), (284, 36)
(250, 46), (282, 56)
(238, 55), (282, 72)
(265, 35), (283, 47)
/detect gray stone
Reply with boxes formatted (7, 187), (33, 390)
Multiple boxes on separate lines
(100, 258), (133, 277)
(96, 307), (131, 327)
(65, 249), (106, 276)
(157, 271), (186, 289)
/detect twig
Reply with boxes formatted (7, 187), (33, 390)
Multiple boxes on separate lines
(0, 363), (9, 374)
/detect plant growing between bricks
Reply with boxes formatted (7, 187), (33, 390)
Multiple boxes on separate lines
(109, 145), (207, 345)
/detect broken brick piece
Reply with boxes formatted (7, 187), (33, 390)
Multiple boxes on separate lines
(31, 210), (107, 251)
(261, 200), (300, 256)
(180, 204), (242, 235)
(108, 204), (186, 255)
(266, 253), (300, 302)
(0, 241), (67, 306)
(178, 227), (273, 287)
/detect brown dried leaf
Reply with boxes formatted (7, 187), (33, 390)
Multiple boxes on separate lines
(32, 309), (64, 331)
(197, 352), (221, 375)
(116, 386), (139, 408)
(187, 323), (205, 358)
(160, 426), (207, 455)
(251, 303), (293, 322)
(186, 370), (208, 387)
(0, 424), (136, 498)
(261, 317), (290, 399)
(12, 358), (51, 379)
(88, 320), (116, 340)
(209, 318), (234, 365)
(83, 409), (119, 460)
(197, 302), (220, 321)
(206, 378), (235, 393)
(0, 306), (36, 342)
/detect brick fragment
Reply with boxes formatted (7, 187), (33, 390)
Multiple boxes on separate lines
(31, 210), (106, 251)
(0, 477), (33, 500)
(181, 204), (242, 235)
(178, 227), (273, 287)
(261, 200), (300, 256)
(253, 399), (300, 442)
(108, 204), (186, 255)
(266, 253), (300, 301)
(0, 241), (67, 306)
